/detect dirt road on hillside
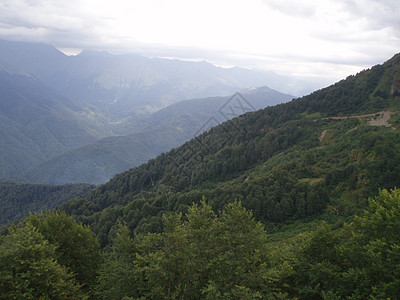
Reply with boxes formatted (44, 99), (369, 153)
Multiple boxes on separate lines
(321, 110), (396, 127)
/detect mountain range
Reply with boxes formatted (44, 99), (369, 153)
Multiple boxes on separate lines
(0, 39), (296, 183)
(2, 50), (400, 300)
(22, 87), (293, 184)
(0, 69), (108, 178)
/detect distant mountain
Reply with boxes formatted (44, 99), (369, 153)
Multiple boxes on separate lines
(0, 39), (305, 182)
(61, 53), (400, 247)
(0, 69), (109, 179)
(0, 39), (320, 119)
(22, 87), (294, 184)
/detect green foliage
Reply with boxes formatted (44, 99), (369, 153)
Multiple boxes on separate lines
(4, 53), (400, 298)
(96, 200), (272, 299)
(25, 211), (101, 295)
(0, 183), (94, 225)
(276, 188), (400, 299)
(0, 224), (84, 299)
(349, 188), (400, 298)
(95, 223), (136, 300)
(61, 53), (400, 249)
(4, 190), (400, 299)
(94, 189), (400, 298)
(64, 116), (400, 248)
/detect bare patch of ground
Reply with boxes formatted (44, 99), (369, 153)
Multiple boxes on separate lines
(319, 129), (327, 142)
(367, 111), (393, 127)
(321, 110), (397, 129)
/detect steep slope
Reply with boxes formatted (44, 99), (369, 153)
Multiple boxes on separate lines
(0, 70), (108, 179)
(22, 87), (293, 184)
(62, 54), (400, 246)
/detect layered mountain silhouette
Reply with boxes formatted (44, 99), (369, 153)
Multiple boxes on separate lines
(0, 39), (295, 183)
(0, 69), (108, 178)
(22, 87), (293, 184)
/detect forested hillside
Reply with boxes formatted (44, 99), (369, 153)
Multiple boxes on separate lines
(3, 189), (400, 298)
(63, 53), (400, 246)
(22, 87), (293, 184)
(0, 183), (94, 226)
(1, 53), (400, 299)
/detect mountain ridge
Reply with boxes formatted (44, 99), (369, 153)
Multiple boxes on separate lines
(61, 53), (400, 246)
(0, 69), (109, 179)
(22, 86), (293, 184)
(0, 39), (296, 182)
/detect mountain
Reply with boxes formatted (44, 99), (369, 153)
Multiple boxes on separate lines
(22, 87), (294, 184)
(61, 53), (400, 247)
(0, 39), (305, 183)
(3, 52), (400, 300)
(0, 69), (109, 179)
(0, 39), (321, 120)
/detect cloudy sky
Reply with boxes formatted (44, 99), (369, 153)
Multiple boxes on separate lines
(0, 0), (399, 84)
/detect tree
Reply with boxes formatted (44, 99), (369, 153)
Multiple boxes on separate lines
(25, 211), (101, 294)
(348, 188), (400, 298)
(96, 200), (272, 299)
(95, 223), (137, 300)
(0, 224), (84, 299)
(282, 188), (400, 299)
(201, 201), (267, 299)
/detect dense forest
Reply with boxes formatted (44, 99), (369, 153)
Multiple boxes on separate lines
(63, 53), (400, 247)
(0, 183), (94, 226)
(1, 53), (400, 298)
(1, 189), (400, 298)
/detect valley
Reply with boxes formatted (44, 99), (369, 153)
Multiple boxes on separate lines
(1, 38), (400, 299)
(0, 39), (295, 184)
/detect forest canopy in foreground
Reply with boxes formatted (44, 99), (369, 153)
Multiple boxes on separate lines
(0, 189), (399, 299)
(1, 53), (400, 298)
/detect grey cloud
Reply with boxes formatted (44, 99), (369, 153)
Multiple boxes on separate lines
(0, 0), (397, 84)
(341, 0), (400, 36)
(0, 0), (105, 48)
(261, 0), (399, 37)
(260, 0), (316, 17)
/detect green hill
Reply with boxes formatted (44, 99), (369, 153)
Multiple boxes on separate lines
(63, 54), (400, 247)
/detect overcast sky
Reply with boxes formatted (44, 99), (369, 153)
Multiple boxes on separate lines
(0, 0), (399, 84)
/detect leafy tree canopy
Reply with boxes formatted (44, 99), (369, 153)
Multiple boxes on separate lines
(0, 223), (84, 299)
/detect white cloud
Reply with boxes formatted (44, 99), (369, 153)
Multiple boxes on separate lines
(0, 0), (398, 83)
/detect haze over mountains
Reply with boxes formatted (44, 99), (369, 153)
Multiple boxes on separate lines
(1, 0), (400, 296)
(22, 87), (293, 184)
(0, 39), (299, 184)
(0, 68), (107, 178)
